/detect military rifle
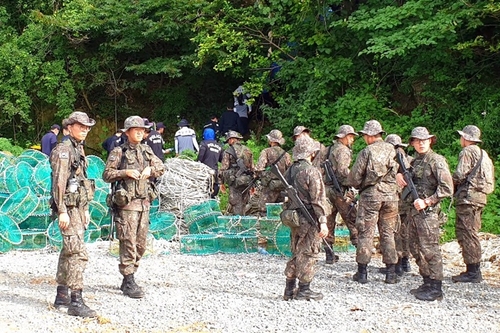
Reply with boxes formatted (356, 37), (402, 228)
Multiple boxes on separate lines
(270, 163), (333, 252)
(396, 150), (426, 217)
(322, 159), (343, 196)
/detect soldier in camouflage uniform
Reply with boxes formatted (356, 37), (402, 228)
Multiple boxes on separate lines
(254, 130), (292, 216)
(324, 125), (359, 265)
(103, 116), (166, 298)
(384, 134), (413, 276)
(219, 131), (254, 215)
(452, 125), (494, 283)
(50, 111), (97, 318)
(397, 127), (453, 301)
(283, 136), (329, 301)
(348, 120), (399, 284)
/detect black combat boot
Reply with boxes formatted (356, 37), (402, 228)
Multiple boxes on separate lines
(324, 242), (339, 264)
(415, 279), (443, 301)
(353, 263), (368, 284)
(67, 289), (97, 318)
(385, 264), (398, 284)
(410, 276), (431, 295)
(283, 278), (296, 301)
(401, 256), (411, 272)
(294, 282), (323, 301)
(53, 285), (70, 309)
(452, 263), (482, 283)
(394, 258), (404, 277)
(122, 274), (145, 298)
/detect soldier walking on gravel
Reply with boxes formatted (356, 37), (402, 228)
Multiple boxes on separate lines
(348, 120), (399, 285)
(282, 136), (329, 301)
(398, 127), (453, 301)
(254, 129), (292, 216)
(219, 130), (254, 215)
(103, 116), (166, 298)
(323, 125), (359, 264)
(452, 125), (495, 284)
(50, 111), (97, 318)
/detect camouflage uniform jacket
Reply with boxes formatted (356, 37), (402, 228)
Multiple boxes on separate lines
(220, 142), (253, 180)
(408, 149), (453, 213)
(348, 139), (398, 201)
(50, 137), (89, 234)
(254, 146), (291, 177)
(284, 159), (327, 220)
(102, 142), (166, 211)
(453, 144), (487, 206)
(328, 141), (353, 190)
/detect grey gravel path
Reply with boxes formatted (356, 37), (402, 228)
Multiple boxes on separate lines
(1, 240), (499, 333)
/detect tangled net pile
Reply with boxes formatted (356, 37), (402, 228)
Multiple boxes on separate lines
(157, 157), (215, 233)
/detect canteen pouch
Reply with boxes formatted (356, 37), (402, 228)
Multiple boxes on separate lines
(113, 188), (130, 207)
(280, 209), (300, 228)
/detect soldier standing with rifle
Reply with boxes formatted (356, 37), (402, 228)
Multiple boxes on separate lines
(278, 136), (329, 301)
(397, 127), (453, 301)
(103, 116), (166, 299)
(452, 125), (495, 283)
(50, 111), (97, 317)
(254, 129), (292, 216)
(348, 120), (399, 285)
(322, 125), (359, 264)
(219, 130), (254, 215)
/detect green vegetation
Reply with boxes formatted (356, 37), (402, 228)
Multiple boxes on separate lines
(0, 1), (499, 238)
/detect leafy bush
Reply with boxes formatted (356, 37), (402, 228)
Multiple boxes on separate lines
(0, 138), (24, 156)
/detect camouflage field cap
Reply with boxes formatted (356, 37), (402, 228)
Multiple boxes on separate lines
(266, 129), (285, 145)
(65, 111), (96, 127)
(226, 130), (243, 140)
(123, 116), (152, 131)
(409, 127), (436, 144)
(335, 125), (358, 139)
(385, 134), (408, 147)
(292, 125), (310, 138)
(358, 120), (385, 136)
(293, 136), (320, 160)
(457, 125), (482, 143)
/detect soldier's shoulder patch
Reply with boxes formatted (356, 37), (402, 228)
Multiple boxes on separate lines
(108, 155), (117, 161)
(59, 152), (69, 159)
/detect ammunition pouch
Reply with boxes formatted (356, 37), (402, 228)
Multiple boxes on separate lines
(234, 174), (252, 188)
(280, 209), (300, 228)
(268, 179), (285, 192)
(113, 188), (131, 207)
(64, 192), (80, 208)
(135, 179), (149, 199)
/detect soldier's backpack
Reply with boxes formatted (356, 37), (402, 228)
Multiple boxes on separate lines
(478, 149), (495, 195)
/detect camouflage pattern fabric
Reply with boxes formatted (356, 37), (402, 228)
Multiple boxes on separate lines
(255, 146), (292, 214)
(116, 210), (150, 276)
(50, 138), (90, 289)
(220, 142), (254, 215)
(453, 143), (491, 265)
(325, 141), (358, 245)
(455, 204), (483, 264)
(453, 144), (488, 206)
(283, 159), (327, 283)
(348, 139), (399, 265)
(103, 142), (166, 276)
(408, 211), (444, 280)
(407, 149), (453, 280)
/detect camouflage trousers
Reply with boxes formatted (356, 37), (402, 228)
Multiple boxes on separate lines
(394, 213), (410, 258)
(408, 210), (443, 280)
(325, 188), (358, 246)
(284, 216), (322, 283)
(455, 204), (484, 264)
(56, 208), (88, 290)
(355, 200), (398, 265)
(116, 209), (150, 276)
(228, 185), (250, 215)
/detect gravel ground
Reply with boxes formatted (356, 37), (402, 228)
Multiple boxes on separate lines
(1, 239), (500, 333)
